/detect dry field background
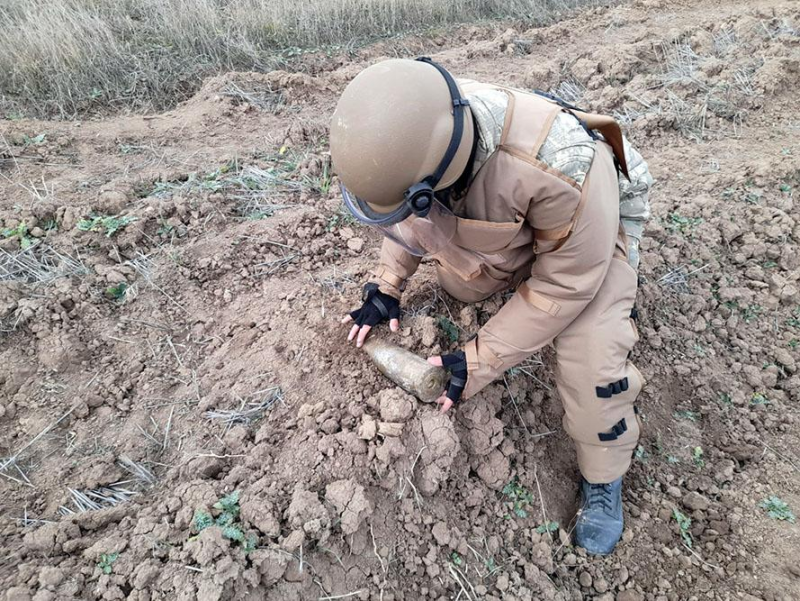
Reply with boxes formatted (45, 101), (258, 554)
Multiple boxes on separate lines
(1, 0), (800, 600)
(0, 0), (599, 117)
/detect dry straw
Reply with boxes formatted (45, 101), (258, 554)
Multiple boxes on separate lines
(0, 0), (601, 117)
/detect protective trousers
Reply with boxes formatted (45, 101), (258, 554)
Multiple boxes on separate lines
(436, 233), (643, 484)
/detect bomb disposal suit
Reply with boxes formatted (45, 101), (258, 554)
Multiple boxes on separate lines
(331, 58), (653, 555)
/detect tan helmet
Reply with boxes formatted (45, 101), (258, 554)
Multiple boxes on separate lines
(330, 58), (474, 215)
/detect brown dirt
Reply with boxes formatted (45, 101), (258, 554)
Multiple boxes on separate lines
(2, 0), (800, 599)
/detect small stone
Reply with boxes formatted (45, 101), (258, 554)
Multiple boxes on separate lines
(682, 491), (710, 512)
(617, 591), (644, 601)
(347, 238), (364, 252)
(432, 522), (450, 546)
(377, 422), (404, 437)
(594, 578), (609, 593)
(579, 571), (593, 588)
(357, 415), (377, 440)
(666, 486), (682, 498)
(564, 553), (577, 566)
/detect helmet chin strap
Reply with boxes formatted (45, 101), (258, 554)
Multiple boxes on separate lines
(403, 57), (470, 218)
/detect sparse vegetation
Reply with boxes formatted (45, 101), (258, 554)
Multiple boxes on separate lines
(692, 446), (705, 468)
(535, 520), (559, 534)
(438, 316), (460, 344)
(77, 214), (137, 237)
(2, 221), (35, 249)
(97, 552), (119, 575)
(193, 491), (258, 554)
(672, 508), (693, 547)
(501, 477), (534, 519)
(759, 496), (796, 523)
(0, 0), (600, 117)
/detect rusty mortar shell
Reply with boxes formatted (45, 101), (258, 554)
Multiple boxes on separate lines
(362, 338), (447, 403)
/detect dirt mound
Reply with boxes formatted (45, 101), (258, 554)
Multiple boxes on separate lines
(2, 0), (800, 599)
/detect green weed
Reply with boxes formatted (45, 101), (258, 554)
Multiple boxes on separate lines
(2, 221), (35, 249)
(789, 339), (799, 349)
(325, 206), (358, 232)
(450, 551), (463, 567)
(674, 410), (699, 422)
(77, 214), (137, 237)
(779, 183), (792, 193)
(672, 509), (693, 548)
(718, 392), (733, 407)
(634, 445), (649, 463)
(750, 392), (770, 406)
(742, 304), (762, 323)
(97, 552), (119, 574)
(437, 317), (459, 344)
(105, 282), (128, 301)
(192, 490), (257, 554)
(759, 496), (796, 523)
(501, 477), (533, 519)
(665, 212), (703, 236)
(692, 446), (705, 468)
(535, 521), (559, 534)
(21, 133), (46, 146)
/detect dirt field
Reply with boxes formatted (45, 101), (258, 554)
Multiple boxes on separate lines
(1, 0), (799, 599)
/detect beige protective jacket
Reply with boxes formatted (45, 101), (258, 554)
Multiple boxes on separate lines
(369, 82), (653, 399)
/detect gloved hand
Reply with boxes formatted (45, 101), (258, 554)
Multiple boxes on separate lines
(342, 283), (400, 347)
(427, 350), (467, 413)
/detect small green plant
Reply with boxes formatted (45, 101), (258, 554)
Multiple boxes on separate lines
(665, 212), (703, 236)
(750, 392), (770, 406)
(450, 551), (463, 567)
(535, 521), (559, 534)
(77, 214), (138, 237)
(192, 491), (258, 554)
(672, 509), (693, 548)
(22, 133), (46, 146)
(667, 455), (680, 465)
(634, 444), (649, 463)
(779, 183), (792, 193)
(105, 282), (128, 301)
(2, 221), (35, 249)
(438, 317), (459, 344)
(157, 219), (175, 236)
(789, 339), (799, 349)
(692, 446), (705, 468)
(742, 304), (762, 324)
(759, 496), (796, 523)
(97, 552), (119, 574)
(674, 410), (699, 422)
(325, 207), (358, 232)
(501, 477), (533, 519)
(718, 392), (733, 407)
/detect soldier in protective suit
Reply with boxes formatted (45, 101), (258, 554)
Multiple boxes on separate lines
(330, 58), (653, 555)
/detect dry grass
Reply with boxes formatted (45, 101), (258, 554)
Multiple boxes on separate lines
(0, 0), (602, 118)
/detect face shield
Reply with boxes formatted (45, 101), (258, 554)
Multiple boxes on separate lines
(341, 183), (456, 256)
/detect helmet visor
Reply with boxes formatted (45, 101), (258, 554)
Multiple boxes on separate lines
(340, 183), (456, 256)
(340, 183), (410, 226)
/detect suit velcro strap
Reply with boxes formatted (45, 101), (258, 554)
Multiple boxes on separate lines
(596, 377), (629, 399)
(598, 418), (628, 442)
(372, 267), (406, 291)
(464, 337), (503, 370)
(518, 286), (561, 317)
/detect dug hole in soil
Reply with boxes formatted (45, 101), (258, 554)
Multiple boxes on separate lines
(1, 0), (799, 599)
